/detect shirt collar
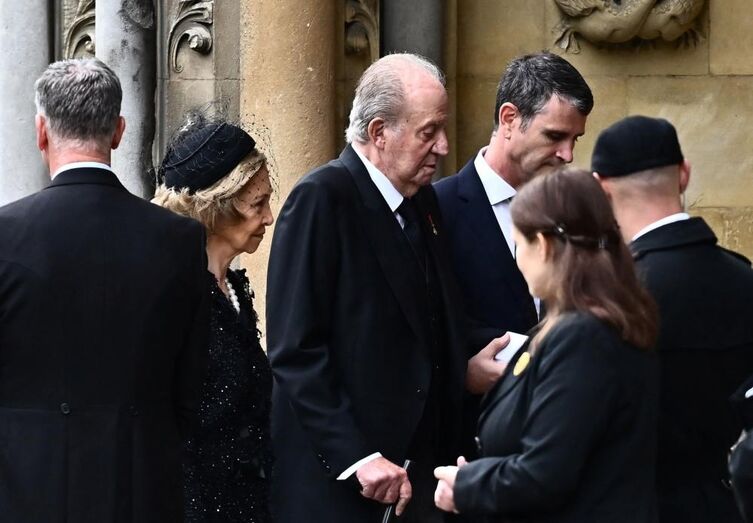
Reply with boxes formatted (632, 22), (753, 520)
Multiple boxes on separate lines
(52, 161), (114, 179)
(631, 212), (691, 242)
(474, 147), (516, 205)
(352, 144), (404, 212)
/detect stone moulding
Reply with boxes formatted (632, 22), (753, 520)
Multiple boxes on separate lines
(64, 0), (96, 59)
(345, 0), (379, 61)
(553, 0), (707, 53)
(168, 0), (214, 74)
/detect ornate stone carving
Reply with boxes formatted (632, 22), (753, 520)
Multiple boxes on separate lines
(345, 0), (379, 61)
(64, 0), (96, 59)
(553, 0), (707, 53)
(168, 0), (214, 74)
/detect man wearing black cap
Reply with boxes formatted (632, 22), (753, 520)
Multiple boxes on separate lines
(593, 115), (753, 523)
(0, 59), (209, 521)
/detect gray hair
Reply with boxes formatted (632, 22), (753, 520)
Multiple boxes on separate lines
(345, 53), (445, 144)
(34, 58), (122, 142)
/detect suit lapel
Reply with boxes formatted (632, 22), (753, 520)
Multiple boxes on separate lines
(456, 162), (537, 320)
(341, 146), (429, 347)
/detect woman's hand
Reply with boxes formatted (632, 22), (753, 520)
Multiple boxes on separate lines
(433, 456), (468, 513)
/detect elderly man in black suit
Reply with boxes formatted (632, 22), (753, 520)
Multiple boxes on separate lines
(433, 52), (593, 457)
(0, 59), (209, 522)
(267, 54), (502, 523)
(593, 115), (753, 523)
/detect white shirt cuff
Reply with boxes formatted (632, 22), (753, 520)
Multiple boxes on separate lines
(336, 452), (382, 480)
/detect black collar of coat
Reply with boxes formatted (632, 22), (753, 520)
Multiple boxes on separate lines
(45, 166), (127, 192)
(630, 217), (717, 261)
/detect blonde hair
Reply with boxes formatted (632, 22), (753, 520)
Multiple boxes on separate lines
(152, 150), (266, 232)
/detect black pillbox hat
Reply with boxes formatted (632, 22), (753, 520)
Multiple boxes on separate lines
(162, 122), (256, 193)
(591, 115), (684, 177)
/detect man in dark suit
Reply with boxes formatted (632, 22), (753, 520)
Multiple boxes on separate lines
(0, 59), (209, 522)
(593, 115), (753, 523)
(267, 54), (500, 523)
(434, 52), (593, 455)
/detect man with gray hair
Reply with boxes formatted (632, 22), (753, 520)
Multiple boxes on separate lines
(0, 58), (209, 521)
(267, 53), (492, 522)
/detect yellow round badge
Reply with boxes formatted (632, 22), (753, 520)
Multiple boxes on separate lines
(513, 351), (531, 377)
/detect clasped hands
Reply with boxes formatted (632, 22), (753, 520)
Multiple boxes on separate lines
(433, 456), (467, 513)
(356, 456), (412, 516)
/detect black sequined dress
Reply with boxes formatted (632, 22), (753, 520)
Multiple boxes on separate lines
(184, 269), (273, 522)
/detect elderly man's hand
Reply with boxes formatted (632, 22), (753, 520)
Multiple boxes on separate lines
(356, 457), (412, 515)
(466, 334), (509, 394)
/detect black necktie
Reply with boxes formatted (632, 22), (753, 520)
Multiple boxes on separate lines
(397, 198), (427, 270)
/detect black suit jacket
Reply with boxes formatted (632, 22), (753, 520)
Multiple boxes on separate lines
(266, 146), (468, 523)
(631, 217), (753, 523)
(434, 158), (538, 349)
(434, 158), (539, 459)
(454, 312), (660, 523)
(0, 168), (209, 523)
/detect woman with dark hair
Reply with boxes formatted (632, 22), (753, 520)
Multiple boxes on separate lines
(434, 169), (659, 522)
(153, 114), (274, 522)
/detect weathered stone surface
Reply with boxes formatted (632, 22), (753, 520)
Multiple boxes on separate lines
(239, 0), (338, 341)
(571, 76), (628, 171)
(692, 207), (753, 260)
(0, 1), (50, 204)
(455, 77), (497, 167)
(710, 0), (753, 75)
(627, 76), (753, 208)
(457, 0), (546, 78)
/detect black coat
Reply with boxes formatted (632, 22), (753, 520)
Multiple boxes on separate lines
(434, 159), (539, 459)
(631, 217), (753, 523)
(434, 159), (538, 347)
(454, 312), (660, 523)
(266, 146), (468, 523)
(0, 168), (209, 523)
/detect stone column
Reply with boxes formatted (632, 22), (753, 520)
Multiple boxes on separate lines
(96, 0), (156, 198)
(0, 1), (51, 205)
(381, 0), (444, 67)
(239, 0), (338, 340)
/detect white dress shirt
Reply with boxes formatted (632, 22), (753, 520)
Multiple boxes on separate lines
(474, 147), (516, 256)
(631, 212), (690, 242)
(475, 148), (541, 315)
(52, 161), (114, 179)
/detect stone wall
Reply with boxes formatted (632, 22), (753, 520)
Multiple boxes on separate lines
(449, 0), (753, 258)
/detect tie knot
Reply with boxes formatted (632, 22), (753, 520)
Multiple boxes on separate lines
(397, 198), (418, 223)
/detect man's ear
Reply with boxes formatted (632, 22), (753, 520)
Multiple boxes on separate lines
(498, 103), (519, 139)
(593, 172), (613, 201)
(35, 114), (48, 152)
(366, 118), (387, 149)
(111, 116), (126, 150)
(678, 160), (691, 194)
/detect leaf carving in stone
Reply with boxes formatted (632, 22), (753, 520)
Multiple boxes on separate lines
(64, 0), (96, 59)
(168, 0), (214, 74)
(345, 0), (379, 61)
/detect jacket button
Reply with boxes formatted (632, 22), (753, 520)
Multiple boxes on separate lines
(60, 403), (71, 415)
(129, 406), (139, 417)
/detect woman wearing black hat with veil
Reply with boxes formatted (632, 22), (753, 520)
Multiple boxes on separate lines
(153, 112), (274, 522)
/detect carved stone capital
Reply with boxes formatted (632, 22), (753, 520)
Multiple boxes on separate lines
(168, 0), (214, 74)
(345, 0), (379, 61)
(64, 0), (96, 59)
